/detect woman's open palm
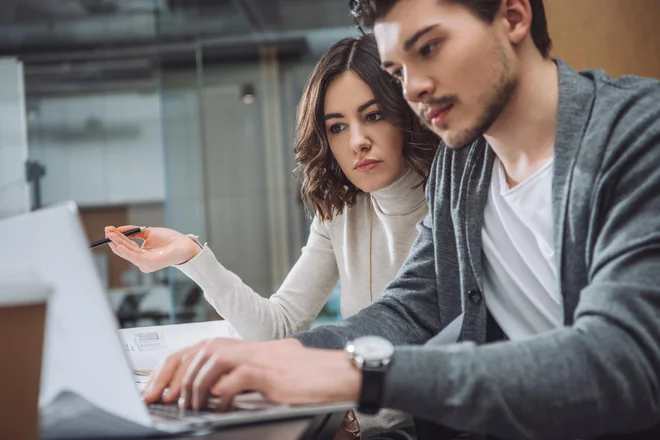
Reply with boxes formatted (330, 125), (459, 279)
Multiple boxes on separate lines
(105, 225), (200, 273)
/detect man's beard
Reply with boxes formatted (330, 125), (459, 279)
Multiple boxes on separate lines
(426, 47), (517, 149)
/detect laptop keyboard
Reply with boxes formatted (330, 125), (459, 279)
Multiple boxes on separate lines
(149, 404), (213, 421)
(148, 402), (257, 422)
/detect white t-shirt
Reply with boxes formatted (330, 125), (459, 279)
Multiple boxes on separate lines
(481, 157), (563, 340)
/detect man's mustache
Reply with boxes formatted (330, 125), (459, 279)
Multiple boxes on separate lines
(417, 95), (458, 120)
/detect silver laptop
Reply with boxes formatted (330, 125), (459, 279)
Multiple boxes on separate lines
(0, 202), (352, 437)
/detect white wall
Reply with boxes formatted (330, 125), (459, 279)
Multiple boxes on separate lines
(127, 202), (165, 229)
(27, 91), (165, 207)
(0, 58), (30, 219)
(201, 83), (272, 296)
(160, 65), (273, 296)
(279, 59), (318, 257)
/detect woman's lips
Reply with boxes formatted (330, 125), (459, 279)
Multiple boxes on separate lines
(354, 159), (383, 172)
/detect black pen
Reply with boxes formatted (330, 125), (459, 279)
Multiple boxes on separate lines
(89, 227), (145, 249)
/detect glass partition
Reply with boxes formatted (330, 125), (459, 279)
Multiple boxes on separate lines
(16, 0), (355, 328)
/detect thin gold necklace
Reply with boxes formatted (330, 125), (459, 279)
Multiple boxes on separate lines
(369, 193), (373, 302)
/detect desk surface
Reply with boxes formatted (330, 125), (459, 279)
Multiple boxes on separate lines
(151, 418), (312, 440)
(117, 411), (344, 440)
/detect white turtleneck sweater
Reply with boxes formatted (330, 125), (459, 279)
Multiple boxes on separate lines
(176, 169), (427, 340)
(176, 169), (427, 435)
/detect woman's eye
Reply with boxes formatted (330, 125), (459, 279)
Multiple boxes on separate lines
(329, 123), (346, 134)
(367, 112), (383, 122)
(420, 42), (437, 56)
(392, 69), (403, 80)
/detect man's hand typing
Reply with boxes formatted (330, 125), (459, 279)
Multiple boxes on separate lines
(142, 337), (361, 411)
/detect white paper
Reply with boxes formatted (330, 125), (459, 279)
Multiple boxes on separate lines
(119, 320), (235, 371)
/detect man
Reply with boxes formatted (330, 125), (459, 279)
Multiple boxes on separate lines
(143, 0), (660, 438)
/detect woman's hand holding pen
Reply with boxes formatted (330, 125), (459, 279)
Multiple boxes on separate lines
(105, 225), (202, 272)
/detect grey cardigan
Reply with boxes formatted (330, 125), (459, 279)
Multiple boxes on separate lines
(295, 60), (660, 440)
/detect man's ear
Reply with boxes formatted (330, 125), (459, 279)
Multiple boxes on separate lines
(499, 0), (533, 47)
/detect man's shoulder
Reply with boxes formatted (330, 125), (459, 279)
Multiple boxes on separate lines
(586, 68), (660, 118)
(582, 69), (660, 151)
(586, 67), (659, 89)
(572, 69), (660, 192)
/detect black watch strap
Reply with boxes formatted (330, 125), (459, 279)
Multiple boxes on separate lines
(357, 364), (386, 415)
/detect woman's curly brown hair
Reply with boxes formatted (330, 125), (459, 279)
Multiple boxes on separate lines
(294, 33), (438, 221)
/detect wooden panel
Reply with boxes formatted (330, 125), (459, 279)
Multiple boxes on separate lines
(80, 206), (130, 289)
(0, 303), (45, 440)
(545, 0), (660, 78)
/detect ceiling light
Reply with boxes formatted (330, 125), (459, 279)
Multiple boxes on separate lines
(241, 84), (255, 104)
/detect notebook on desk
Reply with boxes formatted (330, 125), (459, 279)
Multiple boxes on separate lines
(0, 202), (352, 439)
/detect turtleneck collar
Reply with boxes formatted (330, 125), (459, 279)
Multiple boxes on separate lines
(370, 168), (427, 216)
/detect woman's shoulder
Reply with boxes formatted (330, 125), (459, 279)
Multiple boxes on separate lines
(315, 194), (371, 234)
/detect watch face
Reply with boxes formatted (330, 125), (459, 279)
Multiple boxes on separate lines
(351, 336), (394, 363)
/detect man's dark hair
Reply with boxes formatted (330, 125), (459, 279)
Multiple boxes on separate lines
(348, 0), (552, 58)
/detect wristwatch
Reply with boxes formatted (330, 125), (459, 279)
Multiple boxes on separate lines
(345, 336), (394, 415)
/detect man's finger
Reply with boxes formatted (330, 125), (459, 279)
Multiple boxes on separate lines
(180, 346), (212, 408)
(143, 354), (184, 403)
(191, 353), (230, 410)
(160, 351), (196, 404)
(213, 366), (261, 412)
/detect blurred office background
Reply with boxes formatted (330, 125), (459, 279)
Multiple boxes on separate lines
(1, 0), (659, 329)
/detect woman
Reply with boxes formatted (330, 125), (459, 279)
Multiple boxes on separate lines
(106, 34), (437, 438)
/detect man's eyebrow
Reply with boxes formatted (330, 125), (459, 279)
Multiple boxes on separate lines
(381, 24), (440, 70)
(403, 24), (439, 52)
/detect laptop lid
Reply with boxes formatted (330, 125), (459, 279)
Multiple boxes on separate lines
(0, 202), (151, 428)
